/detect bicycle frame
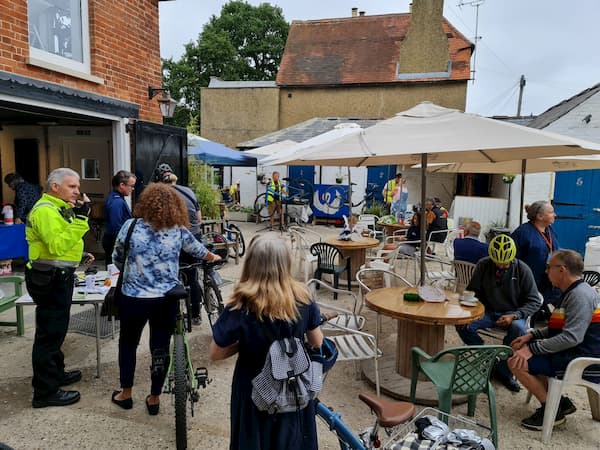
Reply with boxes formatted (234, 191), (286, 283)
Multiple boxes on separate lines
(316, 400), (367, 450)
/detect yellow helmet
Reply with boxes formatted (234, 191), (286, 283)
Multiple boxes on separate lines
(488, 234), (517, 265)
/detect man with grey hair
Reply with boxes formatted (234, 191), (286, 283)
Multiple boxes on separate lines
(26, 167), (94, 408)
(453, 221), (488, 264)
(509, 249), (600, 430)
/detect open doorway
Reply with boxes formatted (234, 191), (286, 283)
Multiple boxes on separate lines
(14, 138), (40, 185)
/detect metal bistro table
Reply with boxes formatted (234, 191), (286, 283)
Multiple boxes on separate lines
(15, 271), (115, 378)
(363, 286), (484, 404)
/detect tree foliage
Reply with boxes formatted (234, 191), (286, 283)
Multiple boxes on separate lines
(162, 1), (289, 130)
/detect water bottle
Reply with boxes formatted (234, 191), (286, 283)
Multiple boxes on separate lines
(2, 203), (13, 225)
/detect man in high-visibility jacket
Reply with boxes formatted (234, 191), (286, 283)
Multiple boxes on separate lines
(266, 171), (284, 231)
(26, 167), (94, 408)
(381, 173), (402, 215)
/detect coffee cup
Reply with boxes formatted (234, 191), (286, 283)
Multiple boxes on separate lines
(462, 290), (475, 301)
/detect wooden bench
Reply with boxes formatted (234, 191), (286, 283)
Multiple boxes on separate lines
(0, 275), (25, 336)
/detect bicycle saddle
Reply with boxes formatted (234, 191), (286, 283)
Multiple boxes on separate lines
(358, 392), (415, 428)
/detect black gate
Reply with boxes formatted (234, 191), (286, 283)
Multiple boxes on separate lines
(132, 121), (187, 197)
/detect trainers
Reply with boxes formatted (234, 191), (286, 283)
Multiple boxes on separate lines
(192, 316), (202, 326)
(560, 396), (577, 416)
(492, 370), (521, 392)
(521, 404), (566, 430)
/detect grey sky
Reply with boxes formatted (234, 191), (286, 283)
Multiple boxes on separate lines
(159, 0), (600, 117)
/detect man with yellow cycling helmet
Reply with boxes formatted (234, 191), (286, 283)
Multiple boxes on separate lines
(456, 234), (541, 392)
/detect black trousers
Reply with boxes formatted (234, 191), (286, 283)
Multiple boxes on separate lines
(181, 266), (201, 319)
(30, 268), (75, 399)
(117, 294), (177, 395)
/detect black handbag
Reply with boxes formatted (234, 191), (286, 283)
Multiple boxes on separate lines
(101, 219), (137, 318)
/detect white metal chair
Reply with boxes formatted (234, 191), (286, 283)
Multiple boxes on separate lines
(358, 214), (384, 240)
(526, 357), (600, 443)
(452, 260), (477, 294)
(308, 279), (382, 395)
(360, 244), (402, 273)
(289, 229), (319, 281)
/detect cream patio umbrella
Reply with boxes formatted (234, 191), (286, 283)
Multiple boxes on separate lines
(265, 102), (600, 284)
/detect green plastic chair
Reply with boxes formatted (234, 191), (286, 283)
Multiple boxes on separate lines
(410, 345), (513, 448)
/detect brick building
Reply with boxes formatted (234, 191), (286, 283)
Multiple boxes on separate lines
(0, 0), (186, 242)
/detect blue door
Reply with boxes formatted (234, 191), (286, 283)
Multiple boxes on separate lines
(367, 165), (396, 206)
(553, 170), (600, 255)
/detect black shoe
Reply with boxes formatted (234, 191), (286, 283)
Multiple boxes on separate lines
(192, 316), (202, 326)
(32, 389), (80, 408)
(493, 371), (521, 392)
(111, 390), (133, 410)
(145, 395), (160, 416)
(521, 404), (565, 430)
(60, 370), (82, 386)
(560, 396), (577, 415)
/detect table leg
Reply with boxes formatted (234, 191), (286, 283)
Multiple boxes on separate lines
(340, 249), (366, 280)
(93, 304), (101, 378)
(396, 319), (444, 378)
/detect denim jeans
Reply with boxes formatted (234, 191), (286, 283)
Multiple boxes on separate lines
(456, 310), (527, 379)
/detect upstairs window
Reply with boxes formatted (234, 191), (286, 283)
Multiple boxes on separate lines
(27, 0), (91, 75)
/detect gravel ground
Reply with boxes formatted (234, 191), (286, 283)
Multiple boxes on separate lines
(1, 221), (599, 449)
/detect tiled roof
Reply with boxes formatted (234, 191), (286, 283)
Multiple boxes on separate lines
(527, 83), (600, 129)
(276, 13), (472, 87)
(237, 117), (382, 149)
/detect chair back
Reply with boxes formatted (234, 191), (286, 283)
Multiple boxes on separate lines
(310, 242), (344, 272)
(356, 268), (414, 303)
(582, 270), (600, 287)
(443, 230), (461, 260)
(452, 260), (476, 293)
(448, 345), (513, 395)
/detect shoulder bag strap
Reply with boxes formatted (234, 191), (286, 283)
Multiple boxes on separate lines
(116, 219), (138, 290)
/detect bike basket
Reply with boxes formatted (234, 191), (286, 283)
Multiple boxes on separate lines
(383, 408), (494, 450)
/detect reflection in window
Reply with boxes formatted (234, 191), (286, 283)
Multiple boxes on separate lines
(82, 159), (99, 180)
(28, 0), (83, 62)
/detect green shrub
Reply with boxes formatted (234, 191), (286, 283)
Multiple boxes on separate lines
(188, 160), (221, 218)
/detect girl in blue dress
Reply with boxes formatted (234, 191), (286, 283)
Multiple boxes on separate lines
(210, 234), (323, 450)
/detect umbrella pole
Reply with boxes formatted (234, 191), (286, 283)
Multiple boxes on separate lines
(347, 167), (352, 216)
(519, 159), (526, 224)
(420, 154), (427, 286)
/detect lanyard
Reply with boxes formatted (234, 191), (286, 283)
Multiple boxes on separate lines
(537, 227), (553, 252)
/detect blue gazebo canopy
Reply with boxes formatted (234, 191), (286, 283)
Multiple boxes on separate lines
(187, 134), (256, 167)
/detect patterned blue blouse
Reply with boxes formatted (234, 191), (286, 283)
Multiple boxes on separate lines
(112, 218), (208, 298)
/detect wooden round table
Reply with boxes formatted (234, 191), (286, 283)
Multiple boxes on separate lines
(325, 236), (380, 279)
(377, 222), (409, 239)
(364, 286), (484, 403)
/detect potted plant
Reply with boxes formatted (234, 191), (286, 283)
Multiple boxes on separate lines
(335, 168), (344, 184)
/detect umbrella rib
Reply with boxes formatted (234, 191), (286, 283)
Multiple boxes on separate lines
(478, 150), (497, 163)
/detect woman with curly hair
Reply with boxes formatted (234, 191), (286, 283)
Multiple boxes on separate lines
(111, 183), (220, 414)
(210, 234), (323, 450)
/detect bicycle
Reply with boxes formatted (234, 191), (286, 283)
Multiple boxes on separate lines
(319, 182), (380, 214)
(315, 392), (415, 449)
(162, 280), (211, 450)
(222, 214), (246, 258)
(253, 177), (315, 221)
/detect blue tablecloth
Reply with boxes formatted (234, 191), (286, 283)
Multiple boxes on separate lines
(0, 224), (28, 260)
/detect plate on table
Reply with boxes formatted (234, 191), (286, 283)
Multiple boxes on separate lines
(459, 297), (479, 307)
(418, 285), (446, 303)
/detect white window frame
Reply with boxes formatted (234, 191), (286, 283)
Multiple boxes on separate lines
(27, 0), (100, 83)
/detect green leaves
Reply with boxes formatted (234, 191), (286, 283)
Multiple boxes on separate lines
(162, 1), (290, 129)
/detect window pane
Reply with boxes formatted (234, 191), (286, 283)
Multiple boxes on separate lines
(82, 159), (99, 180)
(28, 0), (83, 62)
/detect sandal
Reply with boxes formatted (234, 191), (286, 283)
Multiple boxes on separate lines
(145, 395), (159, 416)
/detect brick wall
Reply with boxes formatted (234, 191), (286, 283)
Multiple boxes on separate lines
(0, 0), (163, 122)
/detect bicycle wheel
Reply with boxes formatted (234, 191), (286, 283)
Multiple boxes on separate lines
(289, 178), (315, 204)
(203, 278), (224, 327)
(320, 185), (346, 212)
(253, 193), (272, 219)
(174, 334), (188, 450)
(226, 223), (246, 257)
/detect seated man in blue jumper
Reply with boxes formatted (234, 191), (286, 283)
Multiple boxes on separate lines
(456, 234), (541, 392)
(509, 249), (600, 430)
(453, 221), (488, 264)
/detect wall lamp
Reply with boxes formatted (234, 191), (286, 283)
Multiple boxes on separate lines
(148, 85), (177, 119)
